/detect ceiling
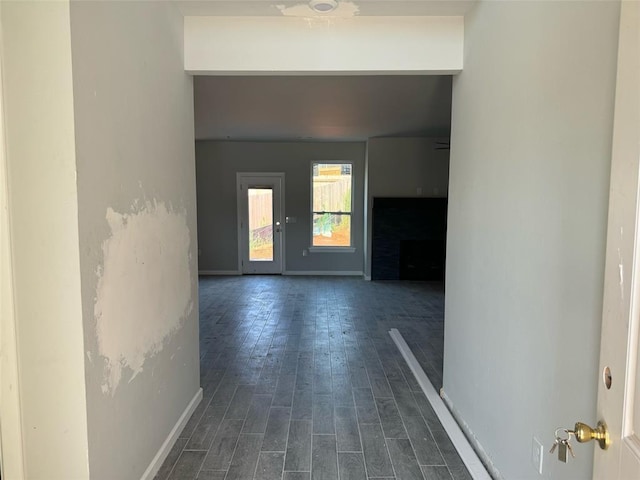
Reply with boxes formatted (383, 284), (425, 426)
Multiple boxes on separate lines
(194, 75), (453, 141)
(188, 1), (463, 141)
(177, 0), (476, 17)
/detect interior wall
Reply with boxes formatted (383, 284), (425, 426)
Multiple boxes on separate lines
(444, 2), (620, 479)
(365, 137), (450, 278)
(69, 2), (200, 478)
(196, 141), (365, 273)
(1, 1), (90, 477)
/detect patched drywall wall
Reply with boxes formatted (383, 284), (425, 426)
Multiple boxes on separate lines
(445, 1), (619, 479)
(276, 1), (360, 17)
(95, 200), (192, 395)
(70, 1), (199, 478)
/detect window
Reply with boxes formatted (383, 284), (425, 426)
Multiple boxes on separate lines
(311, 162), (353, 248)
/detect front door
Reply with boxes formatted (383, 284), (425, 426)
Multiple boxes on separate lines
(237, 173), (284, 274)
(593, 2), (640, 478)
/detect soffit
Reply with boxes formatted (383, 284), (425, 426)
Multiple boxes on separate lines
(177, 0), (476, 17)
(187, 1), (461, 141)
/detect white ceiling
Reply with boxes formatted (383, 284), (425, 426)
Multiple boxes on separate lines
(188, 1), (463, 141)
(177, 0), (476, 17)
(193, 75), (452, 141)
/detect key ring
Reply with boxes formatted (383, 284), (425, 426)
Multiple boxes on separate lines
(554, 428), (573, 442)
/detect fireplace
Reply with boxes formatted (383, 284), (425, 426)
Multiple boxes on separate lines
(371, 197), (447, 281)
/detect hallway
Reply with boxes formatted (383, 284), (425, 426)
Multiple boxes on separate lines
(156, 277), (470, 480)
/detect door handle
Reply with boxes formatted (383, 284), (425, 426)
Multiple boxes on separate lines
(573, 421), (610, 450)
(275, 221), (281, 233)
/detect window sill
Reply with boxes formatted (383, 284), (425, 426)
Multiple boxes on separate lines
(308, 247), (356, 254)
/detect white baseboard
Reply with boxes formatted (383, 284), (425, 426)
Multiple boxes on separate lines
(364, 275), (371, 281)
(283, 270), (363, 276)
(441, 390), (503, 480)
(140, 388), (203, 480)
(199, 270), (240, 276)
(389, 329), (494, 480)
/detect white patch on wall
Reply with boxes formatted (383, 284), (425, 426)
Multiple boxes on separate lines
(275, 1), (359, 18)
(94, 200), (192, 395)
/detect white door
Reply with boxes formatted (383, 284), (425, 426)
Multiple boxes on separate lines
(237, 173), (284, 274)
(593, 2), (640, 478)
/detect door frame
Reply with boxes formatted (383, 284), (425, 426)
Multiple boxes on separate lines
(0, 17), (26, 476)
(236, 172), (286, 274)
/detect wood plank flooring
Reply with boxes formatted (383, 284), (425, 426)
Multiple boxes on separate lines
(156, 276), (470, 480)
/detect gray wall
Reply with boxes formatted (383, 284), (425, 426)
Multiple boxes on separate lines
(365, 137), (450, 277)
(196, 141), (366, 273)
(445, 1), (619, 479)
(70, 2), (200, 478)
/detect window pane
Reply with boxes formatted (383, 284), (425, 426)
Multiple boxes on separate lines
(248, 188), (273, 261)
(312, 214), (351, 247)
(312, 163), (352, 213)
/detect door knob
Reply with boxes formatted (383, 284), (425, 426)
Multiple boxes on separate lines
(573, 421), (610, 450)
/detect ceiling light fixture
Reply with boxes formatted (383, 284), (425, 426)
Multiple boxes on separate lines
(309, 0), (338, 14)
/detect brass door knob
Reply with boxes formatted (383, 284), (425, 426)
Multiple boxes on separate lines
(574, 421), (610, 450)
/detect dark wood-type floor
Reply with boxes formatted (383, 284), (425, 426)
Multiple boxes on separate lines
(156, 276), (471, 480)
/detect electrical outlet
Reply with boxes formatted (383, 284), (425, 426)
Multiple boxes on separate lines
(532, 437), (543, 474)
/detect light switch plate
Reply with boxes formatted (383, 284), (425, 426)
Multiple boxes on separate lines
(532, 437), (543, 474)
